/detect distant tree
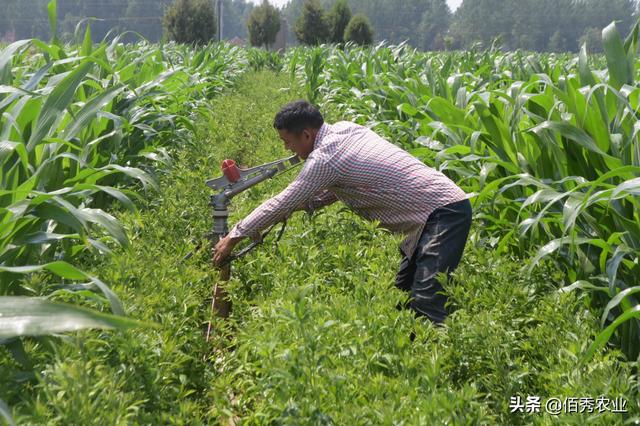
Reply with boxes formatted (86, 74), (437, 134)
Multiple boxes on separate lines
(283, 0), (445, 47)
(417, 0), (451, 51)
(294, 0), (330, 45)
(443, 35), (455, 51)
(344, 13), (373, 45)
(449, 0), (635, 52)
(450, 0), (510, 49)
(580, 0), (635, 37)
(548, 30), (567, 52)
(247, 0), (281, 48)
(511, 0), (578, 51)
(164, 0), (216, 44)
(328, 0), (352, 43)
(580, 27), (603, 53)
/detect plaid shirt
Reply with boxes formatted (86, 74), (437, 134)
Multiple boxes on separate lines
(228, 122), (468, 258)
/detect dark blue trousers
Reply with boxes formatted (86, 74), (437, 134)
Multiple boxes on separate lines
(395, 198), (472, 324)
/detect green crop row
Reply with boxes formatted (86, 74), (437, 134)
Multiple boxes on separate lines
(0, 3), (254, 419)
(288, 24), (640, 363)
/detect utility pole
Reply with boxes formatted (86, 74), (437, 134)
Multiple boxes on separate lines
(215, 0), (223, 42)
(220, 0), (224, 41)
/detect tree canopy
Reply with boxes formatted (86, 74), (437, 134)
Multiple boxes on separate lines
(328, 0), (352, 43)
(1, 0), (638, 52)
(283, 0), (638, 51)
(417, 0), (451, 51)
(247, 0), (281, 48)
(294, 0), (331, 45)
(344, 13), (373, 45)
(449, 0), (637, 51)
(163, 0), (216, 44)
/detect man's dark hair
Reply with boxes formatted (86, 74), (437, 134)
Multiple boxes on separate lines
(273, 100), (324, 134)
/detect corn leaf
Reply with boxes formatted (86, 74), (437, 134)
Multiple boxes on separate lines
(0, 399), (15, 426)
(602, 22), (630, 90)
(0, 40), (32, 86)
(0, 262), (124, 315)
(0, 296), (153, 340)
(27, 61), (93, 151)
(582, 305), (640, 363)
(47, 0), (58, 42)
(63, 84), (125, 139)
(601, 286), (640, 328)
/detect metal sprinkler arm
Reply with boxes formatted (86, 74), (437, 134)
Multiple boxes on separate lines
(206, 154), (301, 243)
(206, 155), (302, 194)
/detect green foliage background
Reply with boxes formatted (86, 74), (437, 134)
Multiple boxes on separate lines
(344, 13), (373, 46)
(164, 0), (217, 44)
(247, 0), (281, 48)
(2, 0), (637, 51)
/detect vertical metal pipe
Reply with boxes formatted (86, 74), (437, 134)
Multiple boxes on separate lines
(205, 196), (232, 341)
(205, 237), (232, 341)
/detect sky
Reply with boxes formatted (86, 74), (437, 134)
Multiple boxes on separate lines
(248, 0), (464, 12)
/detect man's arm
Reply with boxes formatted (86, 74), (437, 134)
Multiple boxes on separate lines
(213, 157), (338, 265)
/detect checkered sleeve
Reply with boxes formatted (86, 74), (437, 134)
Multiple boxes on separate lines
(228, 157), (339, 240)
(305, 189), (338, 214)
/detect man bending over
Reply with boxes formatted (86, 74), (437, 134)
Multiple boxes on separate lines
(213, 100), (472, 325)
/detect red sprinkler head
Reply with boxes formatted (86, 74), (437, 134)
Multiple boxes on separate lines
(221, 159), (241, 183)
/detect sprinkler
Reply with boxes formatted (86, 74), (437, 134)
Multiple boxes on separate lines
(202, 155), (301, 341)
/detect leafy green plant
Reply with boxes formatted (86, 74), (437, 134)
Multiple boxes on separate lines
(3, 3), (639, 423)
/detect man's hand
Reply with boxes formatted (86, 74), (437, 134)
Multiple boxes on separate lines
(212, 235), (243, 266)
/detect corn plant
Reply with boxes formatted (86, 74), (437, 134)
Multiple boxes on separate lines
(1, 9), (249, 277)
(0, 3), (251, 414)
(291, 23), (640, 362)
